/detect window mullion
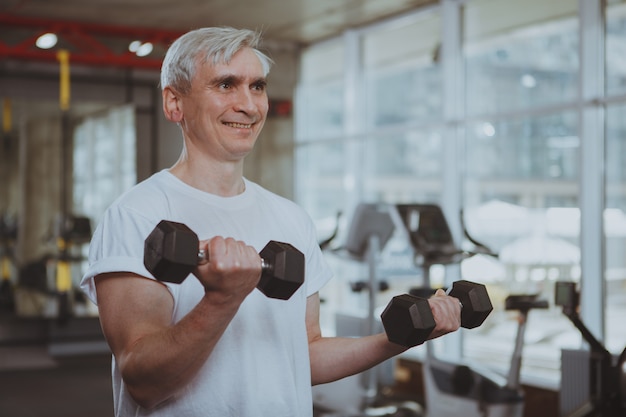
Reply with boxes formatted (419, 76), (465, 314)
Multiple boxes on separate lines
(579, 0), (606, 342)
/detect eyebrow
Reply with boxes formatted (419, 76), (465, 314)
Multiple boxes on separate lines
(210, 74), (267, 87)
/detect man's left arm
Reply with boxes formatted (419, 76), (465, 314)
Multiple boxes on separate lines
(306, 290), (461, 385)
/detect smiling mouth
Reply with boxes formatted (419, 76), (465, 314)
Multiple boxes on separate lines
(223, 122), (253, 129)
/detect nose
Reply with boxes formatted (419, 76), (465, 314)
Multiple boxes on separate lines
(233, 88), (261, 116)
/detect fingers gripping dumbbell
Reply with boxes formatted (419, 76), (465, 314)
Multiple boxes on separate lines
(380, 280), (493, 347)
(143, 220), (305, 300)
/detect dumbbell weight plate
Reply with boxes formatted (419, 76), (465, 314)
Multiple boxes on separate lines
(258, 241), (304, 300)
(448, 280), (493, 329)
(144, 220), (199, 284)
(381, 294), (436, 347)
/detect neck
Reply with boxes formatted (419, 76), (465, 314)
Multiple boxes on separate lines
(169, 154), (245, 197)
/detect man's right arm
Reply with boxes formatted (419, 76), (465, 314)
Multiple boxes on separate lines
(95, 273), (238, 409)
(94, 235), (263, 409)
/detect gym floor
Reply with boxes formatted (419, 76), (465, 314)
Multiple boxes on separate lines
(0, 348), (113, 417)
(0, 348), (560, 417)
(0, 347), (348, 417)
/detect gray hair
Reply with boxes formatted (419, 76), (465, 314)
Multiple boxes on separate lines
(160, 27), (273, 94)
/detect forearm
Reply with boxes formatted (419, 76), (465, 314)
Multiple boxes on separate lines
(308, 333), (407, 385)
(305, 290), (462, 386)
(96, 273), (242, 410)
(119, 294), (237, 408)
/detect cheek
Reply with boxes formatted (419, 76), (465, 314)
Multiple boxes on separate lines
(258, 99), (269, 117)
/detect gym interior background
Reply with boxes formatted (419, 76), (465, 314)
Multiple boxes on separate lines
(1, 0), (625, 416)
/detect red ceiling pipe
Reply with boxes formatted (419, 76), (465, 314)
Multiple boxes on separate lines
(0, 13), (184, 69)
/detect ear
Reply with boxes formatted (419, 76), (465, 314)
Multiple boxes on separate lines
(162, 86), (183, 123)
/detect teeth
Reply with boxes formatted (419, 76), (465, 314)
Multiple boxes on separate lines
(225, 122), (252, 129)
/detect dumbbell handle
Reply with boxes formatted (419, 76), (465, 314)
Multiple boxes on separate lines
(445, 287), (464, 309)
(197, 248), (271, 272)
(411, 286), (464, 309)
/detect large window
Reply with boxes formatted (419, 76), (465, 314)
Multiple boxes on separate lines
(464, 0), (579, 116)
(461, 0), (580, 382)
(361, 130), (444, 204)
(73, 104), (136, 226)
(363, 11), (443, 127)
(607, 0), (626, 97)
(296, 10), (445, 345)
(296, 41), (345, 229)
(296, 0), (626, 389)
(70, 104), (136, 315)
(297, 10), (443, 224)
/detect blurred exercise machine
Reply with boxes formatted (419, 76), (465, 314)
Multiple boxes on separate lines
(395, 204), (535, 417)
(314, 203), (547, 416)
(556, 281), (626, 417)
(0, 214), (17, 312)
(53, 214), (92, 324)
(314, 203), (423, 417)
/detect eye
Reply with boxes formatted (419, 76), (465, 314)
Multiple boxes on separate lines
(252, 81), (267, 92)
(219, 81), (232, 90)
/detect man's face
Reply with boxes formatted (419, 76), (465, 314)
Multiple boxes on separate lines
(178, 47), (269, 161)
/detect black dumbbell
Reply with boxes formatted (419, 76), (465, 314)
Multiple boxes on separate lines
(380, 280), (493, 347)
(143, 220), (305, 300)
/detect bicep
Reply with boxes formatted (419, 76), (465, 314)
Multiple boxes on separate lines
(95, 273), (174, 359)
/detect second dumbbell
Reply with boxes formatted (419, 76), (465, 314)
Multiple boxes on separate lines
(381, 280), (493, 347)
(143, 220), (305, 300)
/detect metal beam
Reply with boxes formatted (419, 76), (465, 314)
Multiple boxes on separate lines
(0, 14), (183, 70)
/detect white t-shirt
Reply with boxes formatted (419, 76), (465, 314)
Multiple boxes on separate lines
(80, 170), (333, 417)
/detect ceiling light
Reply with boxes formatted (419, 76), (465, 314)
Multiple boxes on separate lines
(136, 42), (153, 57)
(36, 33), (58, 49)
(129, 40), (153, 57)
(128, 40), (142, 53)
